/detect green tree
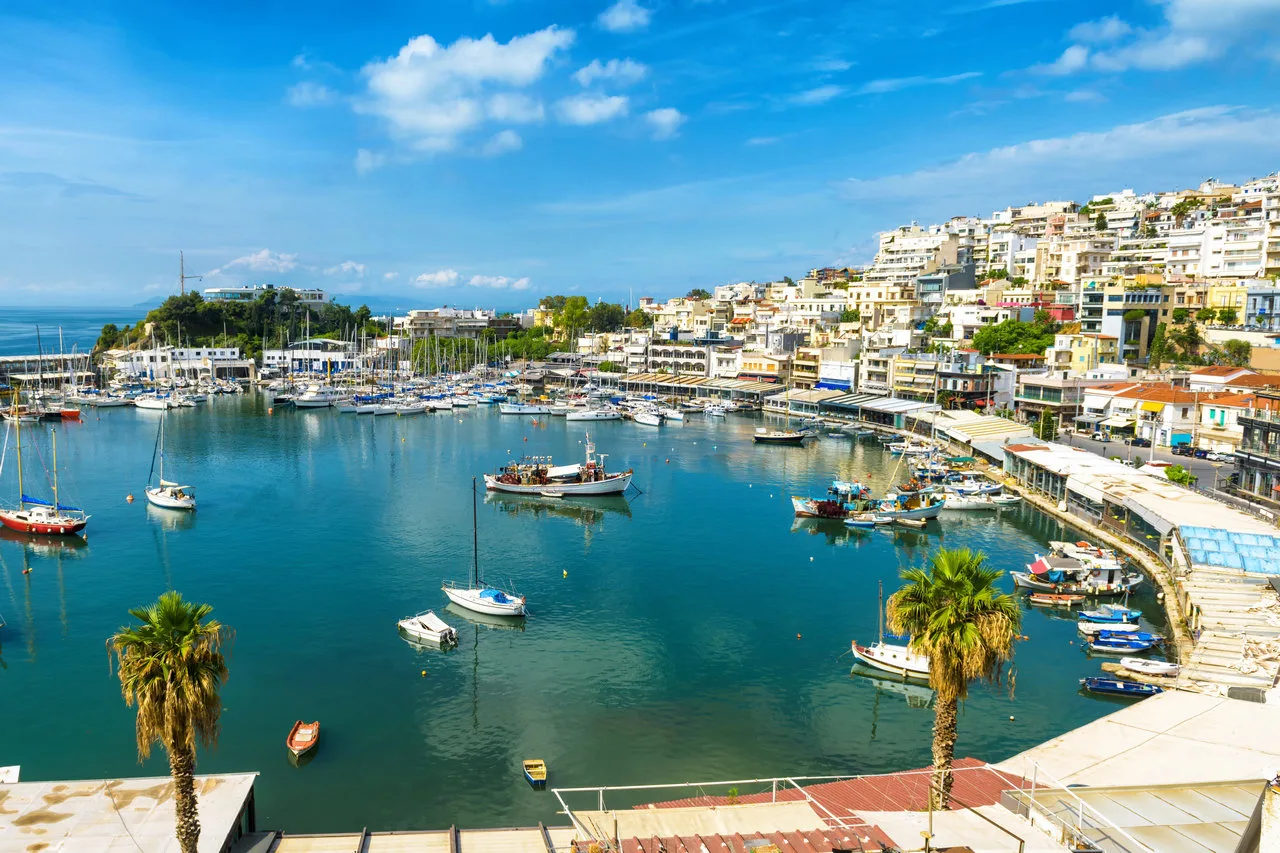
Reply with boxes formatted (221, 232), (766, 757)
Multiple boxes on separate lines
(624, 308), (654, 329)
(986, 268), (1009, 281)
(1223, 339), (1252, 368)
(1123, 308), (1147, 322)
(1148, 322), (1168, 366)
(1031, 412), (1058, 441)
(1169, 323), (1203, 361)
(886, 548), (1021, 808)
(1170, 198), (1202, 219)
(686, 288), (712, 300)
(96, 323), (121, 350)
(782, 276), (795, 285)
(839, 308), (861, 323)
(1195, 307), (1216, 323)
(1009, 276), (1029, 286)
(539, 295), (569, 311)
(597, 360), (621, 373)
(971, 318), (1058, 355)
(588, 301), (626, 332)
(555, 296), (590, 342)
(1218, 307), (1238, 326)
(1165, 464), (1197, 486)
(108, 591), (232, 853)
(1171, 308), (1190, 323)
(1095, 212), (1108, 231)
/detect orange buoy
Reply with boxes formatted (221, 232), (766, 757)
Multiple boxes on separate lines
(796, 633), (802, 640)
(126, 494), (134, 503)
(268, 407), (274, 415)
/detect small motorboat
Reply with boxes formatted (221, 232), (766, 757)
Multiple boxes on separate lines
(844, 513), (891, 529)
(1096, 630), (1161, 644)
(1077, 621), (1140, 636)
(1088, 638), (1156, 654)
(1079, 604), (1143, 623)
(286, 720), (320, 758)
(1028, 593), (1085, 607)
(397, 610), (458, 646)
(753, 428), (809, 445)
(1120, 657), (1180, 676)
(1079, 677), (1163, 698)
(522, 759), (547, 789)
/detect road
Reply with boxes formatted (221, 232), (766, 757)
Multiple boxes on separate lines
(1059, 430), (1231, 488)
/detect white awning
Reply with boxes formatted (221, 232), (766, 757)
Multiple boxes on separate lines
(1102, 416), (1135, 428)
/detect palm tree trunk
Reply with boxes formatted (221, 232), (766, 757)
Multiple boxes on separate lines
(930, 695), (959, 810)
(169, 744), (201, 853)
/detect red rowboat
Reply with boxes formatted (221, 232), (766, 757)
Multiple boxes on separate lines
(1028, 592), (1085, 607)
(286, 720), (320, 758)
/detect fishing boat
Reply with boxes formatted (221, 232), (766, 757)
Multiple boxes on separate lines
(851, 581), (930, 681)
(1079, 677), (1162, 698)
(1028, 593), (1085, 607)
(397, 610), (458, 646)
(1076, 621), (1140, 636)
(144, 412), (195, 511)
(1120, 657), (1180, 676)
(500, 402), (552, 415)
(0, 424), (89, 537)
(753, 428), (809, 445)
(286, 720), (320, 758)
(442, 478), (527, 618)
(522, 759), (548, 790)
(484, 435), (632, 497)
(1079, 603), (1142, 623)
(1088, 637), (1156, 654)
(873, 490), (945, 521)
(1012, 555), (1144, 596)
(791, 480), (872, 519)
(888, 440), (932, 456)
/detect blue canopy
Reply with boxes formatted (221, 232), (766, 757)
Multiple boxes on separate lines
(479, 588), (512, 603)
(21, 495), (82, 512)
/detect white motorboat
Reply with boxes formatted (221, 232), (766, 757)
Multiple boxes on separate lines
(442, 478), (527, 618)
(705, 405), (726, 417)
(397, 610), (458, 645)
(296, 384), (343, 408)
(888, 441), (933, 456)
(1120, 657), (1179, 676)
(941, 492), (1022, 511)
(660, 408), (684, 421)
(500, 402), (551, 415)
(565, 409), (621, 421)
(1077, 620), (1140, 635)
(633, 411), (662, 427)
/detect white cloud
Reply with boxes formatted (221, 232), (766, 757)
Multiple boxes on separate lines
(383, 272), (399, 281)
(287, 81), (337, 107)
(208, 249), (298, 277)
(355, 148), (386, 173)
(556, 94), (629, 125)
(1064, 88), (1105, 103)
(414, 269), (460, 287)
(746, 136), (780, 146)
(856, 71), (981, 94)
(599, 0), (651, 33)
(469, 274), (531, 290)
(645, 107), (685, 140)
(356, 26), (573, 154)
(1043, 0), (1280, 75)
(1067, 15), (1131, 43)
(811, 57), (853, 72)
(573, 58), (648, 87)
(789, 85), (843, 106)
(325, 260), (366, 277)
(839, 106), (1280, 206)
(482, 129), (523, 156)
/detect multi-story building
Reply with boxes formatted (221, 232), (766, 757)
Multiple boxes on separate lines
(864, 225), (959, 287)
(1043, 333), (1119, 374)
(399, 308), (519, 340)
(645, 341), (714, 377)
(987, 231), (1038, 278)
(1245, 286), (1280, 330)
(109, 346), (252, 380)
(858, 349), (900, 396)
(1234, 389), (1280, 509)
(203, 284), (330, 309)
(738, 351), (791, 383)
(1197, 392), (1256, 452)
(914, 263), (976, 313)
(1015, 373), (1117, 428)
(262, 338), (357, 374)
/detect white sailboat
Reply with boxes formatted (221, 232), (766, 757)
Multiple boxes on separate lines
(850, 581), (930, 681)
(442, 478), (526, 617)
(144, 412), (195, 510)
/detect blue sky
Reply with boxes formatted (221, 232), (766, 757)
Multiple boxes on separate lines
(2, 0), (1279, 310)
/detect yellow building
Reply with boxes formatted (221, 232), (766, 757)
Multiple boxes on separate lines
(1206, 281), (1251, 313)
(1044, 333), (1119, 373)
(739, 352), (792, 383)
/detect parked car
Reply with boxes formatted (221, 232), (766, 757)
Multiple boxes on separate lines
(1171, 445), (1194, 457)
(1194, 448), (1209, 459)
(1091, 432), (1111, 442)
(1205, 451), (1230, 461)
(1129, 437), (1151, 448)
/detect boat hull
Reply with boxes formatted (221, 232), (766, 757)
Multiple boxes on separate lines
(851, 641), (930, 681)
(877, 503), (943, 521)
(565, 411), (620, 421)
(0, 510), (87, 537)
(500, 404), (551, 415)
(483, 471), (631, 496)
(1080, 677), (1161, 697)
(442, 585), (527, 617)
(754, 434), (807, 445)
(145, 488), (196, 511)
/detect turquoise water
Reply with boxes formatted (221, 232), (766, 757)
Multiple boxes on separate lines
(0, 308), (139, 357)
(0, 401), (1161, 832)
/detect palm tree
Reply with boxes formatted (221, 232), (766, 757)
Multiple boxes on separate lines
(886, 548), (1021, 810)
(108, 591), (232, 853)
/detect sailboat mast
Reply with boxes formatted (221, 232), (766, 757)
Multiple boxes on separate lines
(471, 476), (480, 588)
(51, 429), (59, 512)
(877, 579), (885, 643)
(14, 417), (24, 509)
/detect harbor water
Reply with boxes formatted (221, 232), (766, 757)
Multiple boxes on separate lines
(0, 398), (1163, 832)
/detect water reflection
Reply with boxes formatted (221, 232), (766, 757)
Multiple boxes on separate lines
(0, 526), (89, 556)
(145, 502), (198, 532)
(444, 602), (527, 632)
(485, 492), (633, 526)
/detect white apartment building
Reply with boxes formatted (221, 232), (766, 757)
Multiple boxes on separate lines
(203, 284), (330, 309)
(263, 338), (357, 374)
(864, 225), (959, 287)
(111, 346), (250, 380)
(986, 231), (1038, 278)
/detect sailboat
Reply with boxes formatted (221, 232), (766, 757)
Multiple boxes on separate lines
(442, 478), (526, 617)
(850, 580), (929, 681)
(0, 422), (89, 537)
(144, 412), (195, 511)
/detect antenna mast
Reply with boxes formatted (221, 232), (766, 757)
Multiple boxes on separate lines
(180, 251), (203, 296)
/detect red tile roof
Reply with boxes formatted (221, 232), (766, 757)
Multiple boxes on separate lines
(1115, 384), (1200, 404)
(1192, 366), (1252, 377)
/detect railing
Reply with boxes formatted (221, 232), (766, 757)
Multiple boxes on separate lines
(1007, 761), (1156, 853)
